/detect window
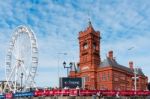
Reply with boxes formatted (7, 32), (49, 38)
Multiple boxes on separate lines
(97, 73), (100, 81)
(120, 74), (125, 80)
(100, 72), (110, 81)
(102, 73), (107, 81)
(83, 43), (88, 49)
(114, 77), (119, 81)
(83, 76), (89, 82)
(93, 42), (96, 49)
(120, 84), (126, 90)
(82, 55), (87, 62)
(100, 85), (104, 90)
(100, 85), (108, 90)
(108, 72), (110, 80)
(113, 72), (119, 81)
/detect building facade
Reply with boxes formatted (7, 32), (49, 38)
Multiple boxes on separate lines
(69, 21), (148, 90)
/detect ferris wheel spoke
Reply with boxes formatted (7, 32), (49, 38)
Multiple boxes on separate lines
(21, 64), (29, 81)
(6, 64), (17, 81)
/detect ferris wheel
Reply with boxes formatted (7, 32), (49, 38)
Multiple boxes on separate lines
(4, 25), (38, 92)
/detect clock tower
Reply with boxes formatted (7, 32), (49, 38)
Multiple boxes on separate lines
(78, 21), (101, 89)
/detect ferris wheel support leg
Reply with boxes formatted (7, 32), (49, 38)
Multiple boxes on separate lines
(14, 65), (18, 93)
(4, 65), (17, 92)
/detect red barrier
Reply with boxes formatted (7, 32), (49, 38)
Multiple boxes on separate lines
(5, 93), (13, 98)
(143, 91), (150, 96)
(32, 89), (150, 97)
(49, 90), (55, 96)
(61, 89), (69, 96)
(70, 89), (79, 96)
(101, 90), (117, 96)
(136, 91), (150, 96)
(118, 91), (144, 96)
(55, 90), (62, 96)
(43, 90), (49, 96)
(79, 90), (97, 96)
(119, 91), (134, 96)
(34, 89), (44, 97)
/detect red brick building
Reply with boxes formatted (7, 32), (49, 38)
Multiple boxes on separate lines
(69, 21), (148, 90)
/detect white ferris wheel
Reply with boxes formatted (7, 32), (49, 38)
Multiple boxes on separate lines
(4, 25), (38, 92)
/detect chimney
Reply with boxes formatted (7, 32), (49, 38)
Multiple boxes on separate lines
(108, 50), (113, 59)
(129, 61), (133, 69)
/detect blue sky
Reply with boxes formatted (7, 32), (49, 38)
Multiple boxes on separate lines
(0, 0), (150, 87)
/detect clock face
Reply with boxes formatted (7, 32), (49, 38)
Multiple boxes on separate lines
(83, 43), (88, 49)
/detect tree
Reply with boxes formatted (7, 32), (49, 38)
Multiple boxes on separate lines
(147, 83), (150, 91)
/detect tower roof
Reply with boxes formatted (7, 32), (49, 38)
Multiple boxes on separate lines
(86, 20), (95, 33)
(79, 20), (100, 40)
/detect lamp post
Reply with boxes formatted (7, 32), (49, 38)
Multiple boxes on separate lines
(132, 68), (139, 93)
(57, 53), (67, 86)
(74, 63), (79, 78)
(21, 73), (23, 92)
(63, 61), (73, 77)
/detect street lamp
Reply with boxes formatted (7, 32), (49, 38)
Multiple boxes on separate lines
(74, 63), (79, 78)
(21, 73), (23, 92)
(57, 53), (67, 86)
(63, 61), (73, 77)
(132, 68), (139, 93)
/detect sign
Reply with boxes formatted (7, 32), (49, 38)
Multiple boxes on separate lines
(59, 77), (82, 89)
(0, 94), (4, 98)
(14, 92), (34, 97)
(81, 66), (89, 70)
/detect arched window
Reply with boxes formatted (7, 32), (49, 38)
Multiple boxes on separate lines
(93, 42), (96, 49)
(83, 42), (88, 49)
